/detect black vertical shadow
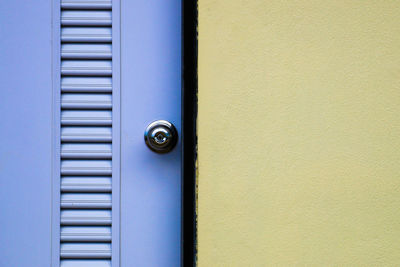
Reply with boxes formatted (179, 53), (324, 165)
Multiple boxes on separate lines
(182, 0), (198, 266)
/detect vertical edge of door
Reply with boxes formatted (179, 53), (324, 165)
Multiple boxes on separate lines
(182, 0), (198, 266)
(52, 0), (61, 266)
(112, 0), (122, 266)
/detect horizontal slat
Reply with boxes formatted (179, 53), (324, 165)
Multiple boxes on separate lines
(61, 193), (111, 209)
(61, 27), (112, 43)
(62, 44), (112, 59)
(62, 93), (112, 110)
(61, 243), (111, 259)
(61, 177), (112, 192)
(61, 0), (112, 10)
(62, 127), (112, 143)
(61, 143), (112, 159)
(61, 11), (112, 26)
(62, 77), (112, 93)
(61, 60), (112, 76)
(61, 110), (112, 126)
(61, 259), (111, 267)
(61, 210), (112, 225)
(61, 160), (112, 176)
(61, 226), (111, 242)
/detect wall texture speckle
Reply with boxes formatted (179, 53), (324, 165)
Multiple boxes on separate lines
(197, 1), (400, 266)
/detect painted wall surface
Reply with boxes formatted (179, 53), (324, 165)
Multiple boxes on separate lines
(197, 1), (400, 266)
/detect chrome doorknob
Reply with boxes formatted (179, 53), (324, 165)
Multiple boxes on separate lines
(144, 120), (178, 153)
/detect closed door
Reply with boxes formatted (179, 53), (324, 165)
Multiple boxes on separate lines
(0, 0), (182, 266)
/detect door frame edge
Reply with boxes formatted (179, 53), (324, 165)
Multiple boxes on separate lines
(182, 0), (198, 266)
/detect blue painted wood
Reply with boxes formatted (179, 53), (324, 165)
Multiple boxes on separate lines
(120, 0), (182, 266)
(0, 0), (182, 266)
(0, 1), (53, 266)
(111, 1), (121, 266)
(59, 2), (114, 266)
(52, 0), (62, 266)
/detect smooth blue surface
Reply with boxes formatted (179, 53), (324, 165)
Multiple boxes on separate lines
(0, 1), (53, 266)
(111, 1), (121, 266)
(121, 0), (182, 266)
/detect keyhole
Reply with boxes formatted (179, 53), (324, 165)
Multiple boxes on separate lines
(155, 133), (167, 144)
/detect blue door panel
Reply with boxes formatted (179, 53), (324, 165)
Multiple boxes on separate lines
(0, 1), (182, 266)
(120, 0), (182, 266)
(0, 1), (52, 266)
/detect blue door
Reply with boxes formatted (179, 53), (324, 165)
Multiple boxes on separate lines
(0, 0), (182, 266)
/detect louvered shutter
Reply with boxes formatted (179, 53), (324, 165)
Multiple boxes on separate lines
(60, 1), (113, 266)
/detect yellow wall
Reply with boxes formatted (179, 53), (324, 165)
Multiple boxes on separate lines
(197, 1), (400, 266)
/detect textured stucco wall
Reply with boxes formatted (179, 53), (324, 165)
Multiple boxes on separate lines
(197, 1), (400, 266)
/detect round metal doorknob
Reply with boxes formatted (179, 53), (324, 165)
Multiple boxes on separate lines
(144, 120), (178, 153)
